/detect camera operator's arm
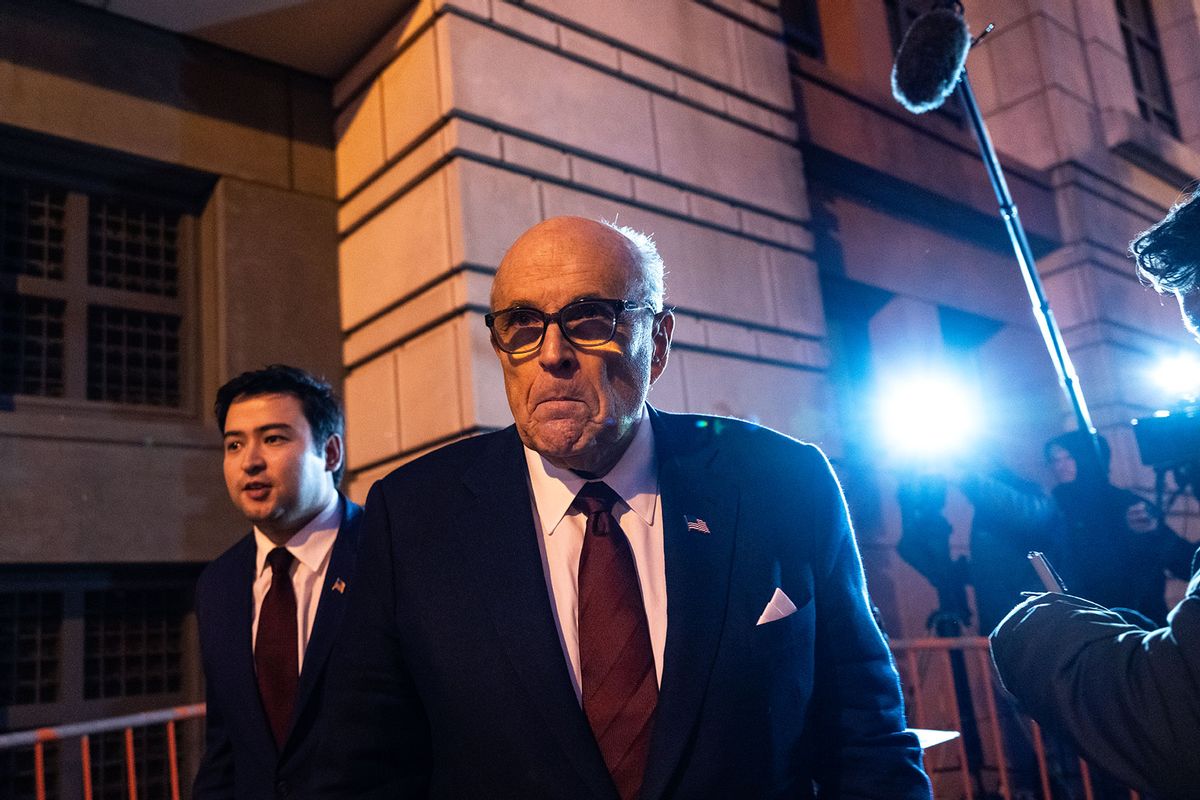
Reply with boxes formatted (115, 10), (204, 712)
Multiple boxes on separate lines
(1124, 496), (1194, 580)
(990, 589), (1200, 798)
(959, 470), (1058, 550)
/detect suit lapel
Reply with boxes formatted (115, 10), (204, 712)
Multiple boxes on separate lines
(641, 409), (739, 800)
(284, 497), (361, 751)
(457, 428), (616, 800)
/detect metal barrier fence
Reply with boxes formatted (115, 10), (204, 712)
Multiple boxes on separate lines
(892, 636), (1141, 800)
(0, 704), (204, 800)
(0, 642), (1153, 800)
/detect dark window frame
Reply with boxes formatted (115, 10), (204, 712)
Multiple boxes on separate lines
(1116, 0), (1180, 138)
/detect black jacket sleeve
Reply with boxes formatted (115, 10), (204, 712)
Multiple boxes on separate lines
(989, 586), (1200, 799)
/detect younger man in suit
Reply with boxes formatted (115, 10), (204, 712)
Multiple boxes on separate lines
(315, 217), (929, 798)
(194, 365), (361, 800)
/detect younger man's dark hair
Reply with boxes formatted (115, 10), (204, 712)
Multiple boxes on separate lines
(215, 364), (345, 485)
(1131, 186), (1200, 295)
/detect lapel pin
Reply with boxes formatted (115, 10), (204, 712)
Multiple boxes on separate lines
(685, 516), (711, 535)
(332, 578), (347, 594)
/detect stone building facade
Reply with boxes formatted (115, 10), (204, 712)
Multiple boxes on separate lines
(1, 0), (1198, 793)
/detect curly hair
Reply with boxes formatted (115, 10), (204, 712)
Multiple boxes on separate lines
(1130, 186), (1200, 294)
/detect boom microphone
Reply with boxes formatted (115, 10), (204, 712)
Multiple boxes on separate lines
(891, 6), (971, 114)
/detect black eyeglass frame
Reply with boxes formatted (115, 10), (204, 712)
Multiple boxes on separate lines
(484, 297), (661, 354)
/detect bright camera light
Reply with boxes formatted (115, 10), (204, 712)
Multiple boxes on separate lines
(1151, 352), (1200, 402)
(875, 371), (982, 461)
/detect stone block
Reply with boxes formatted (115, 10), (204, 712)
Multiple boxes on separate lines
(986, 94), (1061, 170)
(339, 170), (452, 329)
(1035, 14), (1092, 103)
(1161, 16), (1200, 83)
(675, 350), (831, 440)
(289, 77), (336, 198)
(339, 131), (445, 234)
(739, 208), (792, 246)
(540, 182), (776, 324)
(1074, 0), (1124, 51)
(702, 318), (758, 355)
(335, 83), (387, 199)
(501, 134), (571, 179)
(334, 0), (434, 107)
(343, 275), (462, 366)
(675, 73), (728, 112)
(381, 29), (445, 160)
(492, 0), (560, 46)
(724, 94), (775, 131)
(988, 21), (1050, 110)
(524, 0), (741, 90)
(442, 117), (504, 160)
(439, 14), (660, 172)
(1085, 41), (1139, 114)
(345, 351), (401, 469)
(652, 95), (807, 219)
(632, 176), (689, 214)
(446, 159), (543, 269)
(646, 350), (687, 411)
(755, 330), (817, 366)
(559, 26), (620, 70)
(465, 315), (515, 427)
(397, 322), (466, 451)
(733, 22), (793, 110)
(214, 179), (342, 380)
(686, 193), (739, 230)
(569, 156), (633, 198)
(619, 51), (676, 91)
(766, 248), (825, 336)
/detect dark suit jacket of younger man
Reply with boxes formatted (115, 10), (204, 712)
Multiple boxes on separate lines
(314, 409), (928, 799)
(193, 496), (362, 800)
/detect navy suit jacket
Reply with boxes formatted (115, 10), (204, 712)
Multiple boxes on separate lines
(315, 410), (928, 798)
(193, 496), (362, 800)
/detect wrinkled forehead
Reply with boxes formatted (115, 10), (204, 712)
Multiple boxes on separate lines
(492, 219), (644, 308)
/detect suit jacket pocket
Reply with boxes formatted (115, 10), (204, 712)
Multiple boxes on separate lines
(753, 594), (813, 654)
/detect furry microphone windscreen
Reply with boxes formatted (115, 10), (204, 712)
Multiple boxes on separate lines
(891, 7), (971, 114)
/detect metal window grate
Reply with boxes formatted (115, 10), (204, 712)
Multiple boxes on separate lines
(1117, 0), (1179, 138)
(88, 198), (180, 297)
(89, 727), (170, 800)
(0, 177), (66, 280)
(86, 306), (181, 407)
(781, 0), (823, 59)
(0, 591), (63, 705)
(83, 588), (185, 700)
(0, 293), (66, 398)
(0, 742), (60, 800)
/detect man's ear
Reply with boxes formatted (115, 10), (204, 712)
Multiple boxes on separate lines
(649, 310), (674, 384)
(324, 433), (344, 474)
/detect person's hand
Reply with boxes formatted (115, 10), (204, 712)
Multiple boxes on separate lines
(1126, 501), (1157, 533)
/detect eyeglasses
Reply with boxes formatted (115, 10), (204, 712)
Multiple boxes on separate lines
(485, 298), (658, 355)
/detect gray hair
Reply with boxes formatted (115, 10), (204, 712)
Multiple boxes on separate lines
(602, 219), (667, 311)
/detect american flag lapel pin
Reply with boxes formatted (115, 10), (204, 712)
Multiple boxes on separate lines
(685, 515), (711, 535)
(332, 578), (347, 594)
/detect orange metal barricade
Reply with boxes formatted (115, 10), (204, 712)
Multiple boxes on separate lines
(891, 636), (1142, 800)
(0, 704), (205, 800)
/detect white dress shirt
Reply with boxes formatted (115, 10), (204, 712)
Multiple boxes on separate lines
(524, 408), (667, 703)
(251, 492), (342, 673)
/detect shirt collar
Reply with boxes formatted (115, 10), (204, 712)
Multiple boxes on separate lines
(254, 492), (343, 577)
(523, 407), (658, 535)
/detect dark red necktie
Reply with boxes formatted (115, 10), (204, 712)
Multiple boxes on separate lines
(574, 482), (657, 800)
(256, 547), (298, 749)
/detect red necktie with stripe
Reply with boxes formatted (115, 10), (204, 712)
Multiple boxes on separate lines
(256, 546), (298, 749)
(574, 482), (657, 800)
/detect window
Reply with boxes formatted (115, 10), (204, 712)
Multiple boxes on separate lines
(0, 167), (193, 409)
(1117, 0), (1179, 138)
(781, 0), (823, 59)
(89, 726), (175, 800)
(0, 591), (63, 705)
(84, 587), (186, 700)
(0, 741), (60, 800)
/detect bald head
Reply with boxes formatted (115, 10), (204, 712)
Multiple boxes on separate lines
(487, 215), (674, 475)
(492, 217), (664, 311)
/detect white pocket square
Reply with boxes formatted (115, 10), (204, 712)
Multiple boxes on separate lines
(756, 587), (798, 625)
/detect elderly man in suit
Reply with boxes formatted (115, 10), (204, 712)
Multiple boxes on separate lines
(316, 217), (929, 798)
(194, 365), (361, 800)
